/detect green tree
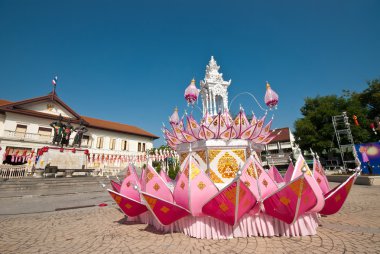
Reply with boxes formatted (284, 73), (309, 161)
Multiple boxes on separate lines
(294, 79), (376, 155)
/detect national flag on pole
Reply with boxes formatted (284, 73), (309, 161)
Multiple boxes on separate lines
(52, 76), (58, 86)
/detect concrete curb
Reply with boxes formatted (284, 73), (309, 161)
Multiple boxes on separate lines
(327, 175), (380, 186)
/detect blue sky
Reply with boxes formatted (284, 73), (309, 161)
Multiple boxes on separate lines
(1, 0), (379, 146)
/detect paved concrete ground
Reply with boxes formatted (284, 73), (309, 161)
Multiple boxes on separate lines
(0, 181), (379, 254)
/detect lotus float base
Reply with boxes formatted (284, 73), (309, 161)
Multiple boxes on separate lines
(127, 212), (319, 239)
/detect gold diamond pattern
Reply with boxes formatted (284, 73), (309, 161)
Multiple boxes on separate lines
(153, 183), (160, 191)
(219, 202), (229, 212)
(145, 171), (154, 183)
(197, 181), (206, 190)
(180, 181), (185, 189)
(115, 196), (122, 205)
(262, 179), (268, 188)
(160, 206), (170, 213)
(280, 196), (290, 206)
(125, 203), (132, 209)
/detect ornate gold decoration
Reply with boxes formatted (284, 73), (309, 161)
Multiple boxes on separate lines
(190, 163), (200, 180)
(280, 196), (290, 206)
(217, 152), (239, 178)
(47, 103), (54, 111)
(160, 206), (170, 213)
(196, 150), (207, 164)
(197, 181), (206, 190)
(258, 121), (263, 128)
(209, 169), (224, 183)
(208, 150), (221, 163)
(232, 149), (245, 161)
(244, 181), (251, 187)
(125, 203), (132, 209)
(219, 202), (229, 212)
(180, 181), (185, 189)
(153, 183), (160, 191)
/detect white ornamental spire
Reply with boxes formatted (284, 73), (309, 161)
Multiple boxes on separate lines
(200, 56), (231, 116)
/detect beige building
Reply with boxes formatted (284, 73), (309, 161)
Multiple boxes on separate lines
(0, 92), (158, 170)
(261, 127), (298, 169)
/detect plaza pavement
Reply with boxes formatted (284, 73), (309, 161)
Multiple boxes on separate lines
(0, 180), (379, 254)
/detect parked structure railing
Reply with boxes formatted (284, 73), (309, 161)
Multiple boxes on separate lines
(0, 165), (27, 179)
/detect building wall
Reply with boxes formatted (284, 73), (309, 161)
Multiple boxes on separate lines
(261, 128), (298, 169)
(0, 112), (154, 168)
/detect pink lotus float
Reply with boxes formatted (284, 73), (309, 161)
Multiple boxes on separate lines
(107, 56), (359, 239)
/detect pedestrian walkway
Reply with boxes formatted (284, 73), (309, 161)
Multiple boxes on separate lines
(0, 184), (379, 253)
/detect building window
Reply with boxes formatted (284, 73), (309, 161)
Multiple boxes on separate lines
(142, 143), (146, 152)
(15, 124), (27, 138)
(82, 135), (91, 147)
(38, 127), (52, 142)
(121, 140), (128, 151)
(138, 142), (141, 152)
(110, 138), (116, 150)
(96, 137), (104, 149)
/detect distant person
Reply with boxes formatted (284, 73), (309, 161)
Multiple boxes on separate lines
(359, 146), (373, 175)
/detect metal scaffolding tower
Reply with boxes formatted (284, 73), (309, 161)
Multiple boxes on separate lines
(332, 112), (356, 170)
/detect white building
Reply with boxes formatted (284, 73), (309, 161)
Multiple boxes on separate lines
(0, 92), (158, 170)
(261, 127), (298, 169)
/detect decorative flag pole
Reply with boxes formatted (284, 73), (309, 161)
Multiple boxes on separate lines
(52, 76), (58, 95)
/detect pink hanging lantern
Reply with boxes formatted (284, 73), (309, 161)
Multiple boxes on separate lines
(264, 81), (279, 109)
(169, 107), (180, 125)
(184, 78), (199, 105)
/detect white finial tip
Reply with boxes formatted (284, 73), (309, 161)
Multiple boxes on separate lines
(301, 167), (307, 173)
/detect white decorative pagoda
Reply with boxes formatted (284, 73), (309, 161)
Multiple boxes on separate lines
(200, 56), (231, 116)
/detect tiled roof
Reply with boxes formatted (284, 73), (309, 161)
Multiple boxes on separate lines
(0, 99), (11, 106)
(81, 116), (159, 139)
(0, 98), (159, 139)
(269, 127), (291, 143)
